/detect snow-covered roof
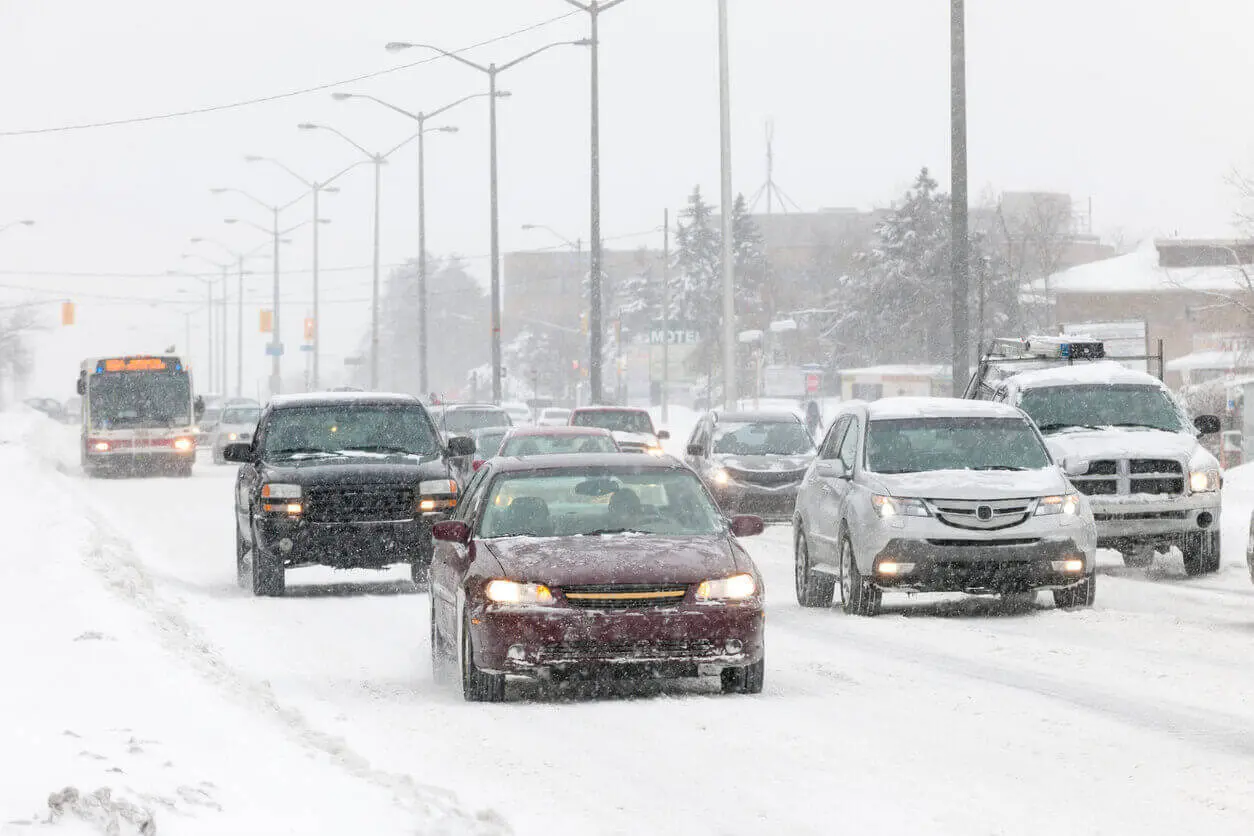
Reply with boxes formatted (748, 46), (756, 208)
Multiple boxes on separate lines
(1005, 360), (1165, 390)
(1043, 238), (1251, 295)
(270, 391), (420, 407)
(866, 397), (1022, 420)
(839, 364), (950, 378)
(1165, 350), (1254, 372)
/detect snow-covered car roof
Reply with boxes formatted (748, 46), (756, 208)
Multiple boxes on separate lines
(1004, 361), (1166, 390)
(865, 397), (1024, 421)
(269, 392), (423, 408)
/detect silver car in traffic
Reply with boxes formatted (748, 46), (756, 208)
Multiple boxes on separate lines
(792, 397), (1097, 616)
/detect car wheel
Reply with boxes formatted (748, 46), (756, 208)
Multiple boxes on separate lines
(461, 613), (504, 703)
(839, 534), (881, 617)
(430, 594), (453, 682)
(250, 523), (285, 598)
(1053, 572), (1096, 610)
(794, 530), (834, 607)
(235, 523), (249, 589)
(1120, 545), (1155, 569)
(1181, 531), (1221, 576)
(720, 656), (765, 695)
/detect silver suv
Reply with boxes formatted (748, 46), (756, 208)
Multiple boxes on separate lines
(793, 397), (1098, 616)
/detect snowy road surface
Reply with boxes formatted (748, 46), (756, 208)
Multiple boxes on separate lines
(8, 412), (1254, 834)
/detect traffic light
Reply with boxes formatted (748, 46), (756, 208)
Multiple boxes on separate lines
(60, 301), (75, 326)
(580, 312), (589, 334)
(260, 310), (273, 333)
(303, 317), (315, 341)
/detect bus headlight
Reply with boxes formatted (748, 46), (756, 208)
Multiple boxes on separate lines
(173, 437), (194, 452)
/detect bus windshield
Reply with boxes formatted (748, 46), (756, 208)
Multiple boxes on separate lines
(88, 372), (193, 429)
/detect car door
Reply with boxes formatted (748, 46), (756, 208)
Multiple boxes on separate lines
(432, 464), (492, 641)
(800, 415), (851, 566)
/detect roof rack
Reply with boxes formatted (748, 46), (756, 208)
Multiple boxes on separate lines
(964, 336), (1165, 398)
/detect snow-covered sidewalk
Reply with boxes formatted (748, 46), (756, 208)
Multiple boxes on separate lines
(0, 412), (505, 835)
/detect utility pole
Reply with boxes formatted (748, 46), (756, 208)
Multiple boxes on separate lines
(311, 186), (321, 390)
(950, 0), (970, 396)
(219, 266), (229, 394)
(271, 206), (282, 397)
(236, 257), (245, 397)
(371, 156), (383, 389)
(661, 208), (670, 422)
(718, 0), (736, 408)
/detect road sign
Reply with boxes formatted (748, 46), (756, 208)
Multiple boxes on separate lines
(259, 310), (273, 333)
(299, 344), (314, 352)
(265, 342), (284, 357)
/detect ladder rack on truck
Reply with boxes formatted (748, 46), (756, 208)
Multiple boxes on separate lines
(964, 336), (1166, 399)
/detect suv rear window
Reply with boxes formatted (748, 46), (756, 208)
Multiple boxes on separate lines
(572, 410), (654, 435)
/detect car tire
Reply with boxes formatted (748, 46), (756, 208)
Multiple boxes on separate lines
(1120, 546), (1155, 569)
(839, 534), (881, 617)
(461, 613), (505, 703)
(720, 657), (765, 695)
(794, 530), (834, 608)
(430, 594), (453, 682)
(250, 524), (285, 598)
(235, 524), (249, 589)
(1181, 531), (1221, 576)
(1053, 572), (1096, 610)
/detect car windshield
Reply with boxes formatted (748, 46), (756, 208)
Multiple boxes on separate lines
(572, 409), (654, 435)
(262, 405), (439, 458)
(221, 406), (260, 425)
(1018, 384), (1187, 433)
(500, 433), (618, 457)
(541, 409), (571, 421)
(441, 408), (511, 433)
(866, 417), (1051, 474)
(471, 428), (508, 457)
(712, 421), (816, 456)
(479, 467), (724, 538)
(88, 372), (193, 429)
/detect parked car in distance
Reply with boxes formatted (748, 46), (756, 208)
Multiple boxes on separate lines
(223, 392), (474, 597)
(210, 402), (262, 464)
(685, 410), (817, 521)
(793, 397), (1097, 616)
(501, 401), (533, 426)
(429, 453), (766, 701)
(497, 426), (619, 458)
(535, 407), (572, 427)
(24, 397), (66, 422)
(569, 406), (668, 453)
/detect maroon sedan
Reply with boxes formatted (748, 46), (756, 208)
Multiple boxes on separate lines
(429, 453), (766, 702)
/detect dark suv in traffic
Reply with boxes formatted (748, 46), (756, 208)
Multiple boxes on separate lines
(223, 393), (474, 597)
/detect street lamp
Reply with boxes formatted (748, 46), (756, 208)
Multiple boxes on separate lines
(717, 0), (736, 408)
(211, 186), (309, 396)
(384, 38), (591, 403)
(950, 0), (971, 395)
(0, 219), (35, 236)
(332, 90), (498, 395)
(189, 237), (272, 397)
(563, 0), (629, 405)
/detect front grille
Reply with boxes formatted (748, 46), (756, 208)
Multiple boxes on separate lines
(726, 467), (806, 487)
(304, 485), (414, 523)
(926, 538), (1041, 547)
(540, 639), (719, 660)
(929, 498), (1032, 531)
(1070, 458), (1184, 497)
(561, 583), (688, 609)
(1093, 511), (1189, 521)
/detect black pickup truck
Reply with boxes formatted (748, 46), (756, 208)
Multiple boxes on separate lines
(223, 392), (474, 597)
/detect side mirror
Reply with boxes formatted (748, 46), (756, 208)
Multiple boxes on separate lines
(656, 430), (670, 440)
(1062, 457), (1089, 477)
(472, 459), (485, 472)
(194, 396), (205, 420)
(1194, 414), (1222, 436)
(433, 520), (471, 545)
(729, 515), (765, 538)
(76, 378), (86, 396)
(447, 436), (476, 457)
(221, 443), (254, 464)
(686, 443), (705, 457)
(815, 459), (849, 479)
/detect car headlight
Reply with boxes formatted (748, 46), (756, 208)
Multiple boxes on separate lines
(696, 573), (758, 601)
(420, 479), (458, 496)
(173, 437), (194, 452)
(646, 444), (665, 456)
(261, 483), (302, 499)
(1190, 470), (1220, 493)
(484, 579), (554, 605)
(228, 432), (239, 441)
(1036, 493), (1080, 516)
(711, 468), (731, 485)
(872, 495), (929, 518)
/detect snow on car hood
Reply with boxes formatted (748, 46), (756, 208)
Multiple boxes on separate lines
(717, 453), (813, 473)
(1043, 428), (1209, 466)
(870, 468), (1067, 500)
(485, 534), (742, 586)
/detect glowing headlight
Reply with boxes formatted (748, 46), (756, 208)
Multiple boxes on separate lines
(228, 432), (239, 441)
(712, 468), (731, 485)
(484, 579), (554, 605)
(261, 483), (302, 499)
(646, 444), (665, 456)
(872, 495), (929, 518)
(1036, 493), (1080, 516)
(173, 437), (194, 452)
(1190, 470), (1220, 493)
(92, 441), (110, 452)
(696, 573), (757, 601)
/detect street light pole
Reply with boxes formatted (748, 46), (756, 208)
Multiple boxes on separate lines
(950, 0), (970, 395)
(270, 205), (282, 396)
(384, 39), (590, 403)
(718, 0), (737, 408)
(190, 236), (271, 397)
(371, 156), (383, 389)
(662, 207), (670, 422)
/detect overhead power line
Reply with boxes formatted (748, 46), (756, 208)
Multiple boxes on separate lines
(0, 11), (579, 137)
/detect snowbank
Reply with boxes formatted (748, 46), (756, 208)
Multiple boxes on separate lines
(0, 411), (506, 836)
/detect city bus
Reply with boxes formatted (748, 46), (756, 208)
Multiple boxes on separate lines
(76, 355), (204, 477)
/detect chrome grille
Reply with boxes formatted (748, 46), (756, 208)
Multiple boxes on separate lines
(560, 583), (688, 609)
(305, 485), (414, 523)
(1071, 458), (1184, 498)
(726, 467), (806, 487)
(928, 498), (1032, 531)
(540, 639), (718, 660)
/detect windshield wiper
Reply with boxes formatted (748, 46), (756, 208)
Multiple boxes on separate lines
(972, 465), (1029, 471)
(271, 447), (337, 458)
(339, 445), (423, 456)
(580, 528), (649, 536)
(1036, 423), (1105, 434)
(1106, 422), (1174, 432)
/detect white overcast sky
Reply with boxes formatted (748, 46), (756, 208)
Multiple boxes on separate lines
(2, 0), (1253, 395)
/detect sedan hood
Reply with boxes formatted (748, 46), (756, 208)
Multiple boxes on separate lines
(262, 456), (447, 486)
(1043, 428), (1200, 464)
(485, 534), (742, 587)
(717, 453), (813, 473)
(870, 467), (1067, 501)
